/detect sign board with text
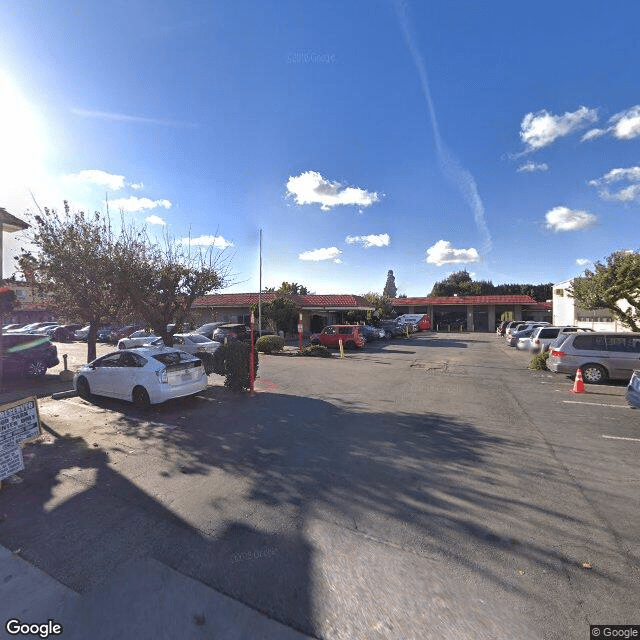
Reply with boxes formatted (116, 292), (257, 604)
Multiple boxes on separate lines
(0, 397), (41, 482)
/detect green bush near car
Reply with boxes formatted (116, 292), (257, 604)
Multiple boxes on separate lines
(297, 345), (331, 358)
(209, 341), (259, 391)
(255, 335), (285, 354)
(529, 351), (549, 371)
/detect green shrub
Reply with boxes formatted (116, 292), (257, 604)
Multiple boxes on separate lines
(529, 351), (549, 371)
(255, 335), (285, 354)
(297, 345), (331, 358)
(212, 342), (259, 391)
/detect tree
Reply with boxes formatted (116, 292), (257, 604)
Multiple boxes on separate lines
(22, 203), (136, 362)
(383, 270), (397, 298)
(264, 282), (309, 295)
(252, 296), (299, 334)
(569, 251), (640, 331)
(430, 270), (475, 296)
(362, 292), (394, 321)
(116, 226), (229, 346)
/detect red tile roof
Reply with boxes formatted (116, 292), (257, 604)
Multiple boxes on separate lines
(393, 295), (541, 306)
(194, 293), (375, 309)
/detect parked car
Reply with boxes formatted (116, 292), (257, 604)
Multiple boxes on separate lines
(496, 321), (511, 336)
(1, 323), (25, 332)
(309, 325), (365, 349)
(360, 324), (386, 341)
(194, 322), (225, 339)
(507, 324), (547, 347)
(0, 333), (59, 378)
(147, 333), (221, 355)
(504, 322), (531, 340)
(74, 346), (208, 409)
(51, 324), (83, 342)
(529, 326), (592, 353)
(6, 321), (57, 335)
(118, 330), (159, 350)
(395, 314), (430, 331)
(625, 369), (640, 408)
(108, 325), (143, 344)
(379, 320), (405, 338)
(548, 332), (640, 384)
(97, 326), (116, 342)
(212, 324), (250, 342)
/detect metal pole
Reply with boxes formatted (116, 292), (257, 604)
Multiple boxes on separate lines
(258, 228), (262, 337)
(249, 311), (255, 396)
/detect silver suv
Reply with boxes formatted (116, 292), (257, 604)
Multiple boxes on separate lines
(547, 332), (640, 383)
(529, 326), (591, 353)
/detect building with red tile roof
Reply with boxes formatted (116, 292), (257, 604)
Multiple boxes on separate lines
(192, 292), (551, 333)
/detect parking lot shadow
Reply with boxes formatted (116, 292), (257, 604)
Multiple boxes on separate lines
(0, 388), (626, 635)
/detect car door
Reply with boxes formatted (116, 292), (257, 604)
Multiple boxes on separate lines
(90, 352), (127, 398)
(320, 326), (337, 347)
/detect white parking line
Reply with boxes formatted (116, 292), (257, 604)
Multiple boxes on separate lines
(563, 400), (630, 409)
(603, 435), (640, 443)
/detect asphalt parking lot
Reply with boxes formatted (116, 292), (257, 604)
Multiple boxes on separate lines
(1, 333), (638, 639)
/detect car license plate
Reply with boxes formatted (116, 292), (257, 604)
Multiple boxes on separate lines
(181, 371), (193, 381)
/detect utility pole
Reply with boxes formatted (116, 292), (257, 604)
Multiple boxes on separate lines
(258, 228), (262, 337)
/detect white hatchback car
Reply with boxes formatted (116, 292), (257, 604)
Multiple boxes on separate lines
(146, 333), (221, 355)
(117, 330), (159, 349)
(74, 346), (208, 409)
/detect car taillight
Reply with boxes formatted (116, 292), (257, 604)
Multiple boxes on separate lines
(534, 339), (540, 344)
(156, 369), (168, 383)
(550, 350), (565, 358)
(228, 332), (236, 338)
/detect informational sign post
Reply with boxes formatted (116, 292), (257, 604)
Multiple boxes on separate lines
(0, 396), (41, 483)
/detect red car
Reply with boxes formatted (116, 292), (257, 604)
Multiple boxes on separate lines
(309, 325), (365, 349)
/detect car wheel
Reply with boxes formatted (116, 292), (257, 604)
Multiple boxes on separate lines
(25, 359), (47, 378)
(581, 364), (607, 384)
(345, 341), (357, 350)
(118, 343), (125, 350)
(132, 386), (151, 410)
(76, 376), (92, 400)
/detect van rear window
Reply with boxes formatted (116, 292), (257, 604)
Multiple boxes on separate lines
(539, 328), (559, 338)
(152, 351), (199, 366)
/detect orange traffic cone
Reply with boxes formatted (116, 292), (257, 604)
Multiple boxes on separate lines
(571, 368), (585, 394)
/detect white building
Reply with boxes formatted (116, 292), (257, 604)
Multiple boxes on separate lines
(552, 278), (633, 332)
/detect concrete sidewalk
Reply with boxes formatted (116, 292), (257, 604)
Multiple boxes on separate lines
(0, 545), (314, 639)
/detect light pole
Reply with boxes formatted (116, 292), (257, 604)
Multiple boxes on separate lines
(0, 208), (30, 389)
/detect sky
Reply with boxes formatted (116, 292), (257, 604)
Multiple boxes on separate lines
(1, 0), (639, 296)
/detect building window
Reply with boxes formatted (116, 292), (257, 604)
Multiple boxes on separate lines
(554, 289), (564, 296)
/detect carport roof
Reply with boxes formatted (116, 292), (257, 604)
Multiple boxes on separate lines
(393, 295), (543, 306)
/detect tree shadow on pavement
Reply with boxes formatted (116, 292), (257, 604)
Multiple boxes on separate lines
(0, 388), (633, 638)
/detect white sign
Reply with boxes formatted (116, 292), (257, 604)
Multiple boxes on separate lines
(0, 397), (41, 482)
(0, 445), (24, 481)
(0, 397), (41, 447)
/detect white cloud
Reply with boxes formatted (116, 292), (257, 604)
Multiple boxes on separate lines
(333, 258), (343, 264)
(109, 196), (172, 212)
(520, 106), (598, 151)
(517, 161), (549, 173)
(576, 258), (591, 266)
(581, 128), (606, 142)
(130, 182), (144, 190)
(286, 171), (379, 211)
(298, 246), (342, 261)
(63, 169), (126, 190)
(175, 235), (234, 249)
(345, 233), (390, 248)
(145, 215), (166, 226)
(425, 240), (480, 266)
(588, 166), (640, 202)
(610, 105), (640, 140)
(582, 105), (640, 143)
(545, 206), (597, 232)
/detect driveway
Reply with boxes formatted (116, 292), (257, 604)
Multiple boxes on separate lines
(1, 333), (638, 639)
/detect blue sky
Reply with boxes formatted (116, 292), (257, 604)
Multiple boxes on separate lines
(1, 0), (639, 296)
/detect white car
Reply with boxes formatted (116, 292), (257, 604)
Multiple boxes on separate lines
(146, 333), (221, 355)
(74, 346), (208, 409)
(117, 330), (159, 349)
